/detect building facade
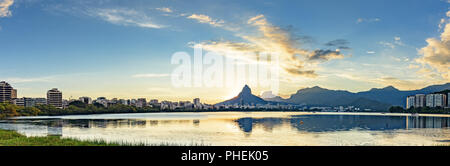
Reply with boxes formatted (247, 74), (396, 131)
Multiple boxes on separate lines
(415, 94), (425, 108)
(136, 98), (147, 108)
(0, 81), (17, 103)
(425, 94), (435, 107)
(47, 88), (63, 108)
(434, 94), (445, 107)
(406, 96), (415, 109)
(79, 97), (92, 104)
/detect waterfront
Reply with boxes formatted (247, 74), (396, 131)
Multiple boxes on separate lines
(1, 112), (449, 146)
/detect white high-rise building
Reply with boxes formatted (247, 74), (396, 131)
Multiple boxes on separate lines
(448, 93), (450, 108)
(406, 96), (415, 109)
(434, 94), (445, 107)
(415, 94), (425, 108)
(426, 94), (435, 107)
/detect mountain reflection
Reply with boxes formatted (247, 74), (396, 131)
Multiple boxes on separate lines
(235, 115), (450, 133)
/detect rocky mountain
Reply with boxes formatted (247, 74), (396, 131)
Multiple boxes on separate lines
(283, 83), (450, 110)
(215, 85), (268, 106)
(356, 83), (450, 106)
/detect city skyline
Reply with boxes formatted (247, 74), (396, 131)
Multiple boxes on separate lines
(0, 0), (449, 103)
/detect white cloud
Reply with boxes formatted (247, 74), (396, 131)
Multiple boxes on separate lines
(155, 7), (172, 13)
(379, 36), (405, 49)
(367, 51), (376, 54)
(4, 76), (55, 83)
(89, 8), (165, 29)
(187, 14), (225, 27)
(379, 41), (396, 49)
(416, 23), (450, 80)
(356, 18), (381, 24)
(132, 73), (170, 78)
(193, 14), (347, 77)
(0, 0), (13, 17)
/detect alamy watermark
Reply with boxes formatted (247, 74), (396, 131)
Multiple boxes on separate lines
(170, 46), (280, 95)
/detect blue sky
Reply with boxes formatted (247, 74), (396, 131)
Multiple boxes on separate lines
(0, 0), (449, 103)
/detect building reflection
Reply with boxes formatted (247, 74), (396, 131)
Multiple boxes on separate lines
(234, 115), (450, 134)
(36, 119), (203, 130)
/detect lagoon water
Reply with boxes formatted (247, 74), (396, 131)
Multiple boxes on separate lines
(1, 112), (450, 146)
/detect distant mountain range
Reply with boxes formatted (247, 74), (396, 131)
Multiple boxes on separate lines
(216, 83), (450, 111)
(266, 83), (450, 110)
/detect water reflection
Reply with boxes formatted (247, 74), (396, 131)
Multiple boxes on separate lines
(0, 112), (449, 146)
(235, 115), (450, 133)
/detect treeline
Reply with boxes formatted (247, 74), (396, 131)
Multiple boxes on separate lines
(0, 101), (160, 119)
(389, 106), (450, 114)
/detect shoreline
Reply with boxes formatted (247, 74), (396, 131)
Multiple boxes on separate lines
(8, 111), (450, 120)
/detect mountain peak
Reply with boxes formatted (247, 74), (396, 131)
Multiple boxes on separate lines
(383, 86), (398, 91)
(215, 84), (268, 106)
(241, 84), (251, 94)
(369, 85), (399, 91)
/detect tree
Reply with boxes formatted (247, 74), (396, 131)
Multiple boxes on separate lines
(388, 106), (405, 113)
(0, 103), (19, 118)
(69, 101), (87, 108)
(17, 107), (41, 116)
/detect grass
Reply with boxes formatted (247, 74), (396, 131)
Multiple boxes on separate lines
(0, 129), (208, 146)
(0, 129), (122, 146)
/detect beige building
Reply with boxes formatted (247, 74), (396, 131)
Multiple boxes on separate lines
(0, 81), (17, 103)
(47, 88), (63, 108)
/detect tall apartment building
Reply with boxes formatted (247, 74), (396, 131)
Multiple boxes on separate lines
(0, 81), (17, 103)
(434, 94), (446, 107)
(425, 94), (435, 107)
(406, 96), (415, 109)
(47, 88), (63, 108)
(415, 94), (426, 107)
(193, 98), (201, 109)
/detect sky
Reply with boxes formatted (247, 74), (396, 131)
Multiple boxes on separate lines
(0, 0), (449, 104)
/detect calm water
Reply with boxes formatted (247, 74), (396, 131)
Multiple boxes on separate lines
(1, 112), (450, 146)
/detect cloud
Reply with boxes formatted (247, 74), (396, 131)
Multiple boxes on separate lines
(378, 36), (406, 49)
(193, 14), (346, 78)
(416, 23), (450, 80)
(307, 50), (344, 61)
(4, 76), (55, 84)
(325, 39), (349, 47)
(132, 73), (170, 78)
(374, 77), (425, 90)
(356, 18), (381, 24)
(367, 51), (376, 54)
(324, 39), (351, 50)
(379, 41), (396, 49)
(155, 7), (172, 13)
(0, 0), (13, 17)
(187, 14), (225, 27)
(394, 36), (404, 46)
(88, 8), (165, 29)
